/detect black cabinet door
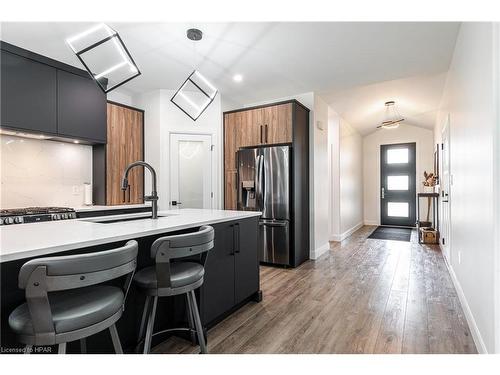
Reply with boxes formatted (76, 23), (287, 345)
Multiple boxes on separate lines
(200, 221), (236, 325)
(1, 51), (57, 134)
(57, 70), (106, 142)
(234, 217), (260, 304)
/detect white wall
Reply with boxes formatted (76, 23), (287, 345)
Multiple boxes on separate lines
(433, 22), (499, 353)
(363, 124), (434, 225)
(328, 108), (341, 239)
(107, 89), (134, 106)
(339, 118), (364, 237)
(133, 90), (162, 196)
(311, 94), (330, 258)
(0, 135), (92, 208)
(132, 90), (222, 211)
(328, 110), (363, 241)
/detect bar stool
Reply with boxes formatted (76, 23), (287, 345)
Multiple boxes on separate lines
(8, 240), (138, 354)
(134, 225), (214, 354)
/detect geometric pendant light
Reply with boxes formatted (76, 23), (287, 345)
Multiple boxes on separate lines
(170, 28), (218, 121)
(66, 23), (141, 93)
(377, 100), (405, 129)
(171, 69), (218, 121)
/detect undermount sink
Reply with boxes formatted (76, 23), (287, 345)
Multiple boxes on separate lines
(81, 213), (172, 224)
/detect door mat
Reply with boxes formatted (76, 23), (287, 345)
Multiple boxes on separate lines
(368, 226), (412, 242)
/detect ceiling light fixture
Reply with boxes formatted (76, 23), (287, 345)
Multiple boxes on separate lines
(377, 101), (405, 130)
(66, 23), (140, 93)
(170, 28), (218, 121)
(233, 74), (243, 83)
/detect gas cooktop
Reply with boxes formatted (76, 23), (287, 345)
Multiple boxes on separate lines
(0, 207), (76, 225)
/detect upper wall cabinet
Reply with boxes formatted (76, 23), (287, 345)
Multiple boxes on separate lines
(262, 103), (292, 144)
(57, 70), (106, 142)
(0, 42), (107, 144)
(1, 50), (57, 134)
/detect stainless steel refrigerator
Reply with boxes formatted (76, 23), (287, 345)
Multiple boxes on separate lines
(237, 145), (291, 266)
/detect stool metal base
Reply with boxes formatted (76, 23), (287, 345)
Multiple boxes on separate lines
(138, 290), (207, 354)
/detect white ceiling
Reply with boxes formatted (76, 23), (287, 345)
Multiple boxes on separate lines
(326, 72), (448, 135)
(1, 22), (459, 133)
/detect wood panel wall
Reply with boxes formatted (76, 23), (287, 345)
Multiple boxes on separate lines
(106, 103), (144, 205)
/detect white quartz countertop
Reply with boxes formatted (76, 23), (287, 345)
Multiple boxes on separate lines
(0, 209), (261, 263)
(74, 204), (151, 212)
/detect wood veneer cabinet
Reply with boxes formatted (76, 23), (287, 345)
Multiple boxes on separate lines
(223, 100), (307, 211)
(93, 102), (144, 205)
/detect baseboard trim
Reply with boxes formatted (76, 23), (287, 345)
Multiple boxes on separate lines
(443, 255), (488, 354)
(364, 220), (379, 226)
(330, 222), (364, 242)
(311, 242), (330, 260)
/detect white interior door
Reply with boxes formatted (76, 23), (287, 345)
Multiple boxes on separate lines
(441, 116), (451, 262)
(170, 133), (213, 209)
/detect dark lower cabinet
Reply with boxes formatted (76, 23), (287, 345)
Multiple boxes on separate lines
(57, 70), (106, 142)
(234, 220), (259, 304)
(200, 216), (260, 326)
(1, 50), (57, 134)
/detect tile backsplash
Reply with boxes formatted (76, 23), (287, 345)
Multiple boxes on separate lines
(0, 135), (92, 208)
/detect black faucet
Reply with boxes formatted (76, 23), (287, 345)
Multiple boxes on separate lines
(121, 161), (159, 219)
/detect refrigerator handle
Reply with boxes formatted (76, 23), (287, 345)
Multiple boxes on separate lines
(255, 154), (263, 208)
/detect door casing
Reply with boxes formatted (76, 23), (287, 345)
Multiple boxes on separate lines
(440, 116), (451, 262)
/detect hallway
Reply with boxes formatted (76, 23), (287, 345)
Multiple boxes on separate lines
(156, 226), (477, 354)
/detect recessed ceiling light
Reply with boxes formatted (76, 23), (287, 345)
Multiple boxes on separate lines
(233, 74), (243, 83)
(73, 140), (80, 144)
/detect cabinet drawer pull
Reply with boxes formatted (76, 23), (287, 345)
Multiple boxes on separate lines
(265, 124), (268, 143)
(234, 223), (240, 253)
(260, 125), (263, 143)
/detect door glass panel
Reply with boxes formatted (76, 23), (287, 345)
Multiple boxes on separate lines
(387, 175), (409, 190)
(387, 148), (408, 164)
(178, 140), (205, 208)
(387, 202), (409, 217)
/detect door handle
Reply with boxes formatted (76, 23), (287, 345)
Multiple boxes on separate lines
(127, 185), (131, 202)
(381, 187), (385, 199)
(259, 221), (287, 227)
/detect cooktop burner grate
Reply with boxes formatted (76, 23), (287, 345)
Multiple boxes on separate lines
(0, 207), (75, 216)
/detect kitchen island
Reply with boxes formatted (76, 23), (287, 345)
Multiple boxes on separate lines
(0, 209), (262, 353)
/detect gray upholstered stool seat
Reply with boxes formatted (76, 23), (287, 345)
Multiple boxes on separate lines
(134, 262), (204, 290)
(9, 285), (124, 335)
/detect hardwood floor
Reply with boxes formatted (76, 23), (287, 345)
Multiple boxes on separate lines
(154, 226), (477, 354)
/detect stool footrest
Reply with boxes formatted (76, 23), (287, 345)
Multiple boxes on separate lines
(136, 326), (195, 352)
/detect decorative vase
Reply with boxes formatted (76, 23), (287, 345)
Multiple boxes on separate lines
(423, 186), (434, 193)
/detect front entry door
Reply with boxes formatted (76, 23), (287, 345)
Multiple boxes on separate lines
(380, 142), (416, 227)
